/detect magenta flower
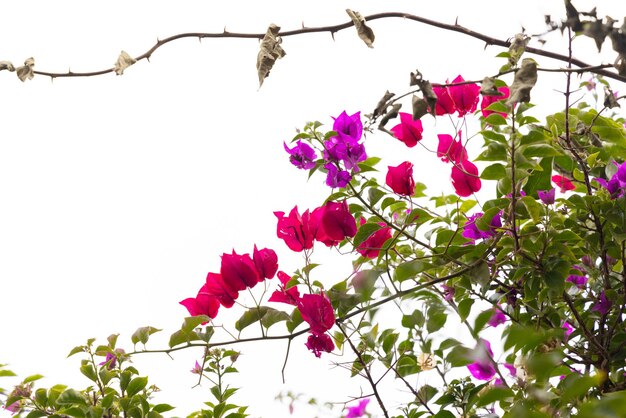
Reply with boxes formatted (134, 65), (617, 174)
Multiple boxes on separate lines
(448, 75), (481, 117)
(191, 361), (202, 375)
(552, 175), (575, 193)
(333, 111), (363, 143)
(437, 133), (467, 164)
(442, 284), (455, 302)
(504, 363), (516, 376)
(274, 206), (317, 252)
(252, 245), (278, 280)
(592, 291), (612, 315)
(566, 274), (587, 289)
(451, 159), (481, 197)
(180, 283), (221, 319)
(480, 86), (510, 117)
(356, 219), (392, 259)
(313, 200), (357, 246)
(220, 251), (261, 290)
(594, 161), (626, 198)
(390, 112), (423, 147)
(284, 140), (317, 170)
(345, 398), (370, 418)
(386, 161), (415, 196)
(305, 332), (335, 358)
(562, 321), (574, 342)
(268, 271), (301, 306)
(433, 83), (456, 116)
(325, 162), (352, 188)
(99, 352), (117, 370)
(487, 306), (507, 327)
(205, 272), (239, 308)
(298, 293), (335, 334)
(467, 339), (496, 381)
(537, 188), (556, 204)
(462, 212), (501, 242)
(4, 401), (20, 415)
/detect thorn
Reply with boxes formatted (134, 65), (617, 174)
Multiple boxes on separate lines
(455, 16), (459, 25)
(301, 21), (305, 29)
(331, 31), (336, 41)
(223, 26), (229, 34)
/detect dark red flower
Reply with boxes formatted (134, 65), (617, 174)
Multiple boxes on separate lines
(356, 219), (392, 259)
(205, 272), (239, 308)
(253, 245), (278, 280)
(305, 332), (335, 358)
(386, 161), (415, 196)
(298, 293), (335, 334)
(274, 206), (317, 252)
(180, 283), (220, 320)
(451, 159), (481, 197)
(390, 112), (423, 147)
(268, 271), (301, 305)
(313, 200), (357, 246)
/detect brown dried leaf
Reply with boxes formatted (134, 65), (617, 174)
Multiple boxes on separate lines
(256, 24), (286, 87)
(412, 96), (429, 120)
(346, 9), (375, 48)
(582, 19), (609, 52)
(16, 57), (34, 82)
(114, 51), (136, 75)
(378, 103), (401, 131)
(604, 87), (620, 108)
(508, 33), (530, 67)
(614, 54), (626, 76)
(373, 90), (395, 118)
(0, 61), (15, 72)
(506, 58), (538, 106)
(479, 77), (504, 96)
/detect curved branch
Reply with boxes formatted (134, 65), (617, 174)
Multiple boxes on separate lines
(29, 12), (626, 83)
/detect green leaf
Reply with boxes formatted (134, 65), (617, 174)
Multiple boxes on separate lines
(182, 316), (210, 333)
(26, 411), (48, 418)
(368, 187), (385, 206)
(353, 222), (383, 247)
(80, 364), (98, 382)
(458, 298), (474, 322)
(402, 309), (425, 329)
(168, 329), (201, 348)
(474, 386), (514, 407)
(474, 309), (495, 335)
(481, 163), (506, 180)
(0, 369), (17, 377)
(56, 389), (88, 406)
(235, 307), (268, 332)
(394, 259), (428, 282)
(67, 346), (86, 358)
(125, 376), (148, 397)
(131, 326), (162, 345)
(426, 304), (447, 333)
(152, 404), (176, 413)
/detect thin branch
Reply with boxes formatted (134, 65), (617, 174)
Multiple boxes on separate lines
(25, 12), (626, 83)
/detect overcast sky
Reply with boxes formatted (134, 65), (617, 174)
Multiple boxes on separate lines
(2, 1), (625, 417)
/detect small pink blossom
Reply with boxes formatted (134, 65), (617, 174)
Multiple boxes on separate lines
(345, 398), (370, 418)
(390, 112), (423, 147)
(552, 175), (575, 193)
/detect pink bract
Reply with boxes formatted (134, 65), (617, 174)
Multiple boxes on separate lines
(314, 200), (357, 246)
(356, 220), (392, 259)
(252, 245), (278, 280)
(451, 159), (481, 197)
(552, 175), (575, 193)
(437, 133), (467, 164)
(390, 112), (423, 147)
(386, 161), (416, 196)
(298, 293), (335, 334)
(268, 271), (301, 306)
(205, 272), (238, 308)
(481, 86), (510, 117)
(221, 251), (260, 290)
(180, 283), (221, 320)
(274, 206), (317, 252)
(448, 75), (480, 117)
(305, 332), (335, 358)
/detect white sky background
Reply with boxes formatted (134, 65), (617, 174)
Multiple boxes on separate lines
(1, 1), (626, 417)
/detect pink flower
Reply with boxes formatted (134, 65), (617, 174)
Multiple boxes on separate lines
(253, 245), (278, 280)
(345, 398), (370, 418)
(180, 283), (221, 319)
(386, 161), (415, 196)
(4, 401), (20, 415)
(480, 86), (510, 117)
(324, 162), (352, 188)
(99, 352), (117, 370)
(333, 111), (363, 143)
(268, 271), (301, 306)
(433, 83), (456, 116)
(221, 251), (261, 291)
(487, 306), (507, 327)
(552, 175), (575, 193)
(313, 200), (357, 246)
(356, 219), (392, 259)
(537, 188), (556, 204)
(298, 293), (335, 334)
(284, 140), (317, 170)
(305, 332), (335, 358)
(562, 321), (574, 342)
(191, 361), (203, 375)
(448, 75), (481, 117)
(390, 112), (423, 147)
(451, 159), (481, 197)
(504, 363), (516, 376)
(437, 133), (467, 164)
(274, 206), (317, 252)
(592, 291), (612, 315)
(467, 339), (496, 381)
(566, 274), (587, 289)
(205, 272), (239, 308)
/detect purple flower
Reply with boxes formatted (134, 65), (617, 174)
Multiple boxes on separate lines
(537, 188), (555, 204)
(342, 141), (367, 171)
(191, 361), (202, 375)
(467, 339), (496, 381)
(566, 274), (588, 289)
(284, 140), (317, 170)
(462, 212), (501, 243)
(325, 163), (351, 188)
(581, 255), (594, 268)
(592, 291), (612, 315)
(504, 363), (516, 376)
(594, 161), (626, 198)
(442, 284), (455, 302)
(345, 398), (370, 418)
(562, 321), (574, 342)
(333, 111), (363, 143)
(487, 306), (507, 327)
(99, 352), (117, 370)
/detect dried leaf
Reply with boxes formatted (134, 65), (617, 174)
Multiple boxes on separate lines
(582, 19), (609, 52)
(346, 9), (375, 48)
(378, 103), (401, 131)
(0, 61), (15, 72)
(479, 77), (504, 96)
(604, 87), (620, 108)
(608, 20), (626, 55)
(417, 353), (435, 371)
(409, 69), (436, 116)
(614, 54), (626, 77)
(412, 95), (429, 120)
(508, 33), (530, 67)
(564, 0), (582, 32)
(256, 24), (286, 87)
(373, 90), (395, 118)
(506, 58), (538, 106)
(16, 57), (35, 82)
(114, 51), (136, 75)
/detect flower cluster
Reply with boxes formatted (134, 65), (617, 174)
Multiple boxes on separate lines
(594, 160), (626, 198)
(462, 211), (502, 244)
(437, 131), (481, 197)
(433, 75), (481, 117)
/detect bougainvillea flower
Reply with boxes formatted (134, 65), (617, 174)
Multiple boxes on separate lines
(191, 360), (203, 375)
(325, 162), (352, 188)
(268, 271), (301, 306)
(386, 161), (415, 196)
(252, 245), (278, 280)
(487, 306), (507, 327)
(594, 176), (621, 198)
(205, 272), (238, 308)
(504, 363), (517, 376)
(4, 401), (20, 414)
(537, 188), (556, 204)
(284, 140), (317, 170)
(99, 352), (117, 370)
(313, 200), (357, 246)
(566, 274), (588, 289)
(341, 141), (367, 171)
(220, 251), (261, 290)
(442, 284), (455, 302)
(480, 86), (510, 117)
(356, 220), (392, 259)
(274, 206), (317, 252)
(451, 159), (481, 197)
(562, 321), (574, 342)
(180, 283), (221, 319)
(448, 75), (481, 117)
(298, 293), (335, 334)
(467, 339), (496, 381)
(437, 133), (468, 164)
(592, 291), (612, 315)
(305, 332), (335, 358)
(333, 111), (363, 143)
(552, 175), (575, 193)
(433, 83), (456, 116)
(345, 398), (370, 418)
(390, 112), (423, 148)
(462, 212), (501, 242)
